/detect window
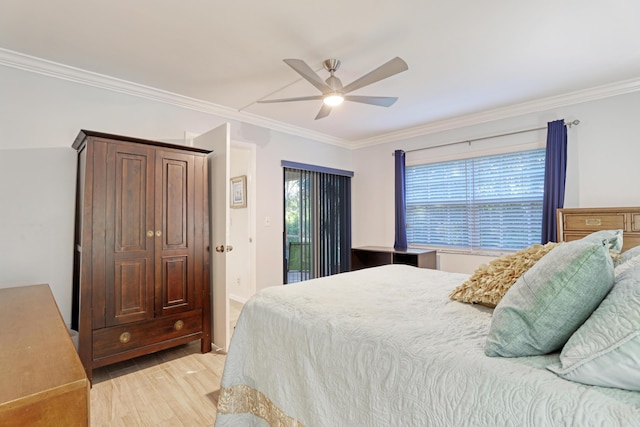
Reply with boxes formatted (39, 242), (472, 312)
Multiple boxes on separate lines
(406, 149), (545, 252)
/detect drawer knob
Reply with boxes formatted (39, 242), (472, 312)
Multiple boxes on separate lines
(174, 320), (184, 331)
(119, 332), (131, 344)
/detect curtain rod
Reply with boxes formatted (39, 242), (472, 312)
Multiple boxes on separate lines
(393, 119), (580, 155)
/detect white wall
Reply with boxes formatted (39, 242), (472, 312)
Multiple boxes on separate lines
(249, 128), (353, 290)
(0, 147), (76, 314)
(0, 65), (351, 325)
(353, 91), (640, 274)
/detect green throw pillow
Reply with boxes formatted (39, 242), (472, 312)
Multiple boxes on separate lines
(485, 239), (614, 357)
(581, 229), (623, 254)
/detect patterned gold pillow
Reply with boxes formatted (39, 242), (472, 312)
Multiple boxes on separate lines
(449, 242), (562, 308)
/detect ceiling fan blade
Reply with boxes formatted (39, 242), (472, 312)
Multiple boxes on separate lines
(315, 104), (332, 120)
(257, 95), (323, 103)
(341, 57), (408, 94)
(344, 95), (398, 107)
(283, 59), (331, 93)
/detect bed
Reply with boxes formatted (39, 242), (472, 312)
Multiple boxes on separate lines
(215, 218), (640, 426)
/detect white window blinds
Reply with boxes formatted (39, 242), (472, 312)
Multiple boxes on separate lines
(406, 148), (545, 251)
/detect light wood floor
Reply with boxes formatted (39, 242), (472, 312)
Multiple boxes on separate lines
(92, 300), (245, 426)
(91, 342), (227, 426)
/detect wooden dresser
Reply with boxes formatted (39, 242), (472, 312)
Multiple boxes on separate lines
(0, 284), (89, 426)
(557, 207), (640, 251)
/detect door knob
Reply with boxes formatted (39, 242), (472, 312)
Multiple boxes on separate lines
(226, 245), (233, 252)
(215, 245), (225, 253)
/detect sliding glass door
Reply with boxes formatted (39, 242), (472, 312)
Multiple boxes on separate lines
(283, 163), (352, 284)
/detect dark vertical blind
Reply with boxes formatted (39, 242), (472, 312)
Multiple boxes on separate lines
(284, 165), (352, 282)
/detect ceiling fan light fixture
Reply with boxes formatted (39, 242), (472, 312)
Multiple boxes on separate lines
(263, 57), (408, 119)
(323, 93), (344, 106)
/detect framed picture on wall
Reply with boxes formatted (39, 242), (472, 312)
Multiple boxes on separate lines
(230, 175), (247, 208)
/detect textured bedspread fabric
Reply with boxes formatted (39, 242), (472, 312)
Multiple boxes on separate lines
(215, 265), (640, 427)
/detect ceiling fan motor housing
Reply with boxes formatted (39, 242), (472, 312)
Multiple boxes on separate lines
(323, 59), (341, 73)
(323, 59), (343, 91)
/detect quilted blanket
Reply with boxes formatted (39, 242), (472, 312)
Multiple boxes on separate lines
(215, 264), (640, 426)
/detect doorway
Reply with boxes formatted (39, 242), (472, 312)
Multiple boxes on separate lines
(228, 143), (256, 302)
(193, 125), (256, 352)
(283, 163), (352, 284)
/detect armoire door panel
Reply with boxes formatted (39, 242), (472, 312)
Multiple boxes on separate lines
(158, 152), (194, 251)
(156, 150), (198, 317)
(105, 143), (155, 327)
(110, 258), (152, 325)
(161, 256), (189, 309)
(163, 160), (188, 248)
(115, 154), (148, 252)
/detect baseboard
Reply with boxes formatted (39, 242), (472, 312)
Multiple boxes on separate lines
(229, 294), (248, 304)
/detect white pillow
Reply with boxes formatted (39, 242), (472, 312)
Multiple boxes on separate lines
(614, 254), (640, 277)
(548, 262), (640, 390)
(614, 244), (640, 267)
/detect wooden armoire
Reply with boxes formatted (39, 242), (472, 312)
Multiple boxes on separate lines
(72, 130), (212, 380)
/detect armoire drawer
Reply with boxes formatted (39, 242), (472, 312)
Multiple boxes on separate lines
(93, 310), (203, 360)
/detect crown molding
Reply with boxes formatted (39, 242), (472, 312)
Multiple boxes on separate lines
(0, 48), (349, 148)
(351, 77), (640, 149)
(2, 48), (639, 150)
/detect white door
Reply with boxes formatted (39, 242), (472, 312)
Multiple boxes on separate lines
(194, 123), (231, 351)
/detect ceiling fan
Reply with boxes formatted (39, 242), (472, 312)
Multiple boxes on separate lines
(258, 57), (408, 120)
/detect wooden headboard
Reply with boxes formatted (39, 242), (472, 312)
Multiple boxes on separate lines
(557, 207), (640, 251)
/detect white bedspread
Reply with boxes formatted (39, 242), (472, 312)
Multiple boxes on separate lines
(215, 264), (640, 427)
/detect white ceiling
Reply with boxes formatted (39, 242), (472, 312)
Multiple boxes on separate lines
(1, 0), (640, 145)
